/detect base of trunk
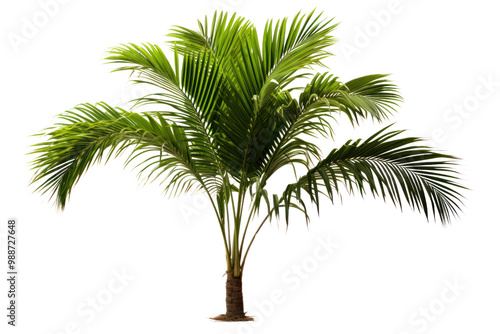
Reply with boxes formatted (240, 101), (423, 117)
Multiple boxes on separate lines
(210, 314), (254, 322)
(210, 272), (253, 322)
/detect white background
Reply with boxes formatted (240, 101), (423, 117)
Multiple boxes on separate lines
(1, 0), (499, 333)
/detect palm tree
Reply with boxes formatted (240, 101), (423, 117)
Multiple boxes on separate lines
(30, 11), (464, 321)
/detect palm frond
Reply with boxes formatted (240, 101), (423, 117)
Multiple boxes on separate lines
(299, 73), (401, 124)
(261, 10), (338, 88)
(106, 43), (225, 187)
(279, 125), (464, 224)
(30, 103), (213, 208)
(257, 74), (401, 186)
(168, 11), (252, 63)
(228, 11), (338, 177)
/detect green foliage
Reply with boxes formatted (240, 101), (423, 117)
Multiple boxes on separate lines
(30, 11), (464, 275)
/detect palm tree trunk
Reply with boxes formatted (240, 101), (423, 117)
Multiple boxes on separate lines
(212, 272), (253, 321)
(226, 272), (245, 317)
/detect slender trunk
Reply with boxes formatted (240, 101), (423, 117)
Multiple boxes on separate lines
(226, 272), (244, 317)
